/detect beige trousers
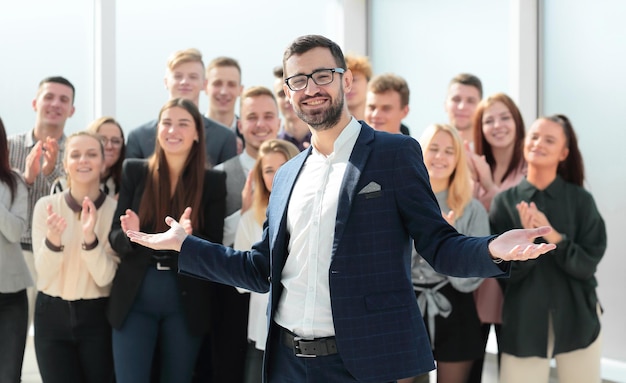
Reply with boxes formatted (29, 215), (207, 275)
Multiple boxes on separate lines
(500, 309), (602, 383)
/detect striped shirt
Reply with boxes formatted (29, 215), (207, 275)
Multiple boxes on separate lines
(8, 130), (66, 248)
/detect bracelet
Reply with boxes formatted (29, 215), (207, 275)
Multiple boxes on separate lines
(487, 235), (504, 264)
(82, 236), (99, 251)
(45, 238), (64, 252)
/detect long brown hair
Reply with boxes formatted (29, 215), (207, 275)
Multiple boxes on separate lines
(419, 124), (473, 219)
(251, 139), (299, 225)
(0, 117), (18, 203)
(543, 114), (585, 187)
(473, 93), (526, 183)
(138, 98), (206, 232)
(87, 116), (125, 194)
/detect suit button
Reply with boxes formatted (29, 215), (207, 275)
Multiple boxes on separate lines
(268, 276), (272, 283)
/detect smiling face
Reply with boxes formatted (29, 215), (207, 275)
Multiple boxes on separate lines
(64, 135), (105, 186)
(206, 65), (243, 115)
(423, 130), (457, 183)
(365, 90), (409, 134)
(32, 82), (75, 128)
(238, 94), (280, 155)
(157, 106), (199, 158)
(283, 47), (352, 131)
(165, 61), (206, 102)
(445, 83), (480, 132)
(524, 118), (569, 169)
(481, 101), (517, 150)
(96, 122), (123, 170)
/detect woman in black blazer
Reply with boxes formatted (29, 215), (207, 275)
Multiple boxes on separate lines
(108, 98), (226, 383)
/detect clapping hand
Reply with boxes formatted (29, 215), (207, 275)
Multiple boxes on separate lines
(46, 204), (67, 248)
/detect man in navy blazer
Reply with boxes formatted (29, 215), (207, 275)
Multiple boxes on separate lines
(127, 35), (555, 383)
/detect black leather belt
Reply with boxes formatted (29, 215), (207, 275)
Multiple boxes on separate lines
(279, 326), (338, 357)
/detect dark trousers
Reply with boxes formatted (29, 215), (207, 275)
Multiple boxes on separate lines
(467, 323), (502, 383)
(0, 290), (28, 383)
(243, 341), (264, 383)
(112, 268), (201, 383)
(266, 323), (397, 383)
(34, 292), (113, 383)
(203, 283), (249, 383)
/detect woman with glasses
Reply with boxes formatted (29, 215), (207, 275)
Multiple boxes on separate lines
(490, 115), (605, 383)
(51, 117), (125, 198)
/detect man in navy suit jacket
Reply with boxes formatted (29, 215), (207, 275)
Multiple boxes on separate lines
(127, 35), (555, 383)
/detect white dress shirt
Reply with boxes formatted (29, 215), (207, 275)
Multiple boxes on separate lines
(274, 118), (361, 338)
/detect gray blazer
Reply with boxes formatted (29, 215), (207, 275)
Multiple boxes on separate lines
(0, 174), (32, 292)
(125, 116), (237, 166)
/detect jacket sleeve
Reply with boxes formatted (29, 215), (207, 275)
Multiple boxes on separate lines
(0, 176), (28, 243)
(552, 190), (606, 280)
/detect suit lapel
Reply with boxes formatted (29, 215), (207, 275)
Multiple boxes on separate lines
(333, 123), (374, 253)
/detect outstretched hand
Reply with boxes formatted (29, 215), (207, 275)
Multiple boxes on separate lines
(489, 226), (556, 262)
(126, 216), (188, 252)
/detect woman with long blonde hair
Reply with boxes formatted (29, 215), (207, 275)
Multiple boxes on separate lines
(411, 124), (489, 383)
(234, 139), (299, 383)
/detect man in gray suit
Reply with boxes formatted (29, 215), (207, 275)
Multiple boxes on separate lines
(126, 48), (237, 166)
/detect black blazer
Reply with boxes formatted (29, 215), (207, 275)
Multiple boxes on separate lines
(107, 159), (226, 336)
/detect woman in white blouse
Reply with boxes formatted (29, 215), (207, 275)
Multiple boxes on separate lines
(32, 131), (119, 383)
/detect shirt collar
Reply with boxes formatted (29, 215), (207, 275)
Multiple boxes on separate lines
(64, 190), (107, 213)
(311, 117), (361, 159)
(517, 174), (566, 199)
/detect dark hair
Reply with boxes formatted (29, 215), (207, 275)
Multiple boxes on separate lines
(38, 76), (76, 104)
(87, 117), (125, 194)
(473, 93), (526, 184)
(0, 117), (18, 203)
(544, 114), (584, 187)
(138, 98), (207, 232)
(449, 73), (483, 99)
(282, 35), (346, 76)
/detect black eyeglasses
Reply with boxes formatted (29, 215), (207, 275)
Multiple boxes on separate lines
(284, 68), (345, 91)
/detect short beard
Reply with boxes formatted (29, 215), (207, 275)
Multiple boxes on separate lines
(295, 92), (344, 132)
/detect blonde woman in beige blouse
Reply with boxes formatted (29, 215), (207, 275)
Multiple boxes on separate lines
(32, 131), (119, 383)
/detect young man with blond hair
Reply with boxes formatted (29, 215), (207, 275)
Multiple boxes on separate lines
(125, 48), (237, 165)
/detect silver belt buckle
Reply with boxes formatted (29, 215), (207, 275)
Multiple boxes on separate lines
(293, 337), (316, 358)
(156, 262), (171, 271)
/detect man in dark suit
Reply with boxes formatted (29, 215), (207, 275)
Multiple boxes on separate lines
(126, 35), (556, 383)
(125, 48), (237, 166)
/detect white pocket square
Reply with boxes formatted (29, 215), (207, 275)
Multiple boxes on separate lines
(358, 181), (382, 195)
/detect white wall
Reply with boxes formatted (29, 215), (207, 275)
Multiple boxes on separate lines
(369, 0), (510, 139)
(115, 0), (345, 132)
(0, 1), (95, 136)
